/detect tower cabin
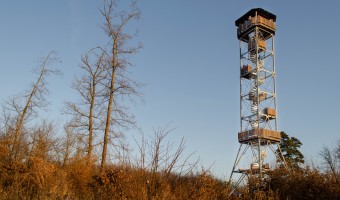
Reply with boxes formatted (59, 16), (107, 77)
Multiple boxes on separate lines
(235, 8), (276, 42)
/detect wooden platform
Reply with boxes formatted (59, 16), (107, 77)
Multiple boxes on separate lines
(236, 15), (276, 42)
(234, 168), (270, 175)
(238, 128), (281, 143)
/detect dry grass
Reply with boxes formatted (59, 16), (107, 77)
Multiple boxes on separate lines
(0, 155), (340, 199)
(0, 127), (339, 199)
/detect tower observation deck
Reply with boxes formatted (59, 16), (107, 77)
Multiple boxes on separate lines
(229, 8), (287, 195)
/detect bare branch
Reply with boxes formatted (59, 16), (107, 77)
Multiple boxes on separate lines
(4, 51), (61, 160)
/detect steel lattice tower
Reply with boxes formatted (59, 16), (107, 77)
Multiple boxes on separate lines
(229, 8), (287, 192)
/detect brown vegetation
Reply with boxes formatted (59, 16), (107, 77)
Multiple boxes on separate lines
(0, 129), (231, 199)
(267, 168), (340, 200)
(0, 155), (339, 199)
(1, 121), (340, 199)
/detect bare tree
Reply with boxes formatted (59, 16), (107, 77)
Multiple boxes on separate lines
(134, 124), (198, 175)
(60, 122), (78, 166)
(28, 120), (58, 161)
(99, 0), (142, 171)
(147, 126), (198, 176)
(64, 48), (107, 162)
(133, 125), (198, 199)
(4, 51), (60, 160)
(337, 140), (340, 160)
(319, 141), (340, 182)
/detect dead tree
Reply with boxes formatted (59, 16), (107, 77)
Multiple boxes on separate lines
(28, 120), (57, 161)
(5, 51), (60, 160)
(64, 48), (106, 162)
(147, 126), (198, 176)
(99, 0), (142, 171)
(134, 125), (198, 199)
(60, 122), (78, 166)
(319, 141), (340, 182)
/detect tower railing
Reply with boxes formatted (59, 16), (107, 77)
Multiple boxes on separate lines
(237, 15), (276, 36)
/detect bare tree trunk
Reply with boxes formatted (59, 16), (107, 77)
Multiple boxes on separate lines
(64, 49), (106, 164)
(87, 79), (95, 161)
(62, 124), (75, 167)
(63, 141), (70, 167)
(11, 52), (58, 160)
(101, 43), (117, 171)
(99, 0), (141, 172)
(13, 69), (44, 160)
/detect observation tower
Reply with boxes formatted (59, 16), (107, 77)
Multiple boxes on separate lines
(229, 8), (287, 191)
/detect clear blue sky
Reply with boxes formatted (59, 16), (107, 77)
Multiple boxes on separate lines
(0, 1), (339, 177)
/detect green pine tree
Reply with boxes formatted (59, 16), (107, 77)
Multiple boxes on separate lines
(277, 131), (304, 169)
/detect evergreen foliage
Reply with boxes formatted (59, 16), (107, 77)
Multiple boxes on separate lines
(277, 131), (304, 168)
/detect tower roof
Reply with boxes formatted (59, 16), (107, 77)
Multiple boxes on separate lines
(235, 8), (276, 26)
